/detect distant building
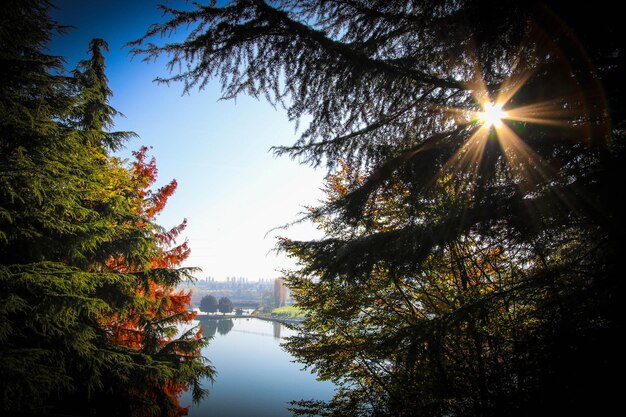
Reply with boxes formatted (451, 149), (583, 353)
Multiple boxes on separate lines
(274, 278), (288, 307)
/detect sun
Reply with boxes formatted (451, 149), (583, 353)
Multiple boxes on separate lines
(478, 103), (507, 127)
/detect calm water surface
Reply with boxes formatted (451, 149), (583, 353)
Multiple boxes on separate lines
(180, 318), (335, 417)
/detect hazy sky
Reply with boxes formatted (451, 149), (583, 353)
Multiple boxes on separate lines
(49, 0), (325, 280)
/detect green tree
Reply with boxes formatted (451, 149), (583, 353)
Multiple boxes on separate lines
(218, 297), (233, 315)
(72, 38), (135, 151)
(0, 3), (130, 410)
(135, 1), (624, 416)
(0, 3), (212, 415)
(200, 294), (219, 313)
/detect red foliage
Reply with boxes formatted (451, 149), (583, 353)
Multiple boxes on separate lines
(103, 147), (201, 416)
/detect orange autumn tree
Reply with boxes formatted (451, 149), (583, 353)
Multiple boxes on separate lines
(103, 146), (211, 416)
(72, 37), (211, 415)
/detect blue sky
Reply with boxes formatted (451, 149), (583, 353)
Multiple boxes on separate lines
(49, 0), (325, 280)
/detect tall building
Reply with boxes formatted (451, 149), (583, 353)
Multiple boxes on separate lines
(274, 278), (287, 307)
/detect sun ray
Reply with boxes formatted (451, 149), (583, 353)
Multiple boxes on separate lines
(505, 99), (577, 127)
(494, 68), (535, 107)
(440, 125), (490, 183)
(429, 51), (592, 204)
(462, 48), (492, 109)
(493, 123), (552, 188)
(493, 123), (583, 215)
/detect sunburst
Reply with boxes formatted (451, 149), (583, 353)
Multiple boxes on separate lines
(438, 65), (571, 189)
(478, 103), (507, 128)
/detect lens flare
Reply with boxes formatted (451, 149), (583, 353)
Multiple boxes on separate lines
(478, 103), (506, 127)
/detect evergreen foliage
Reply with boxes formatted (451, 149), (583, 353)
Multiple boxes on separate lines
(200, 294), (219, 313)
(72, 38), (136, 151)
(217, 297), (233, 315)
(0, 2), (213, 415)
(135, 1), (624, 416)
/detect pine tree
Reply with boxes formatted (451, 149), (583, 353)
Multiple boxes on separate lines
(100, 146), (212, 417)
(72, 38), (135, 151)
(72, 39), (213, 417)
(0, 2), (127, 409)
(1, 3), (213, 415)
(134, 1), (624, 416)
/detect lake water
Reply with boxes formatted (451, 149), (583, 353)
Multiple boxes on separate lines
(180, 318), (335, 416)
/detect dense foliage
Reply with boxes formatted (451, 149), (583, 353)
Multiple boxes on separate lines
(0, 1), (212, 415)
(218, 297), (234, 314)
(135, 1), (624, 416)
(200, 294), (219, 313)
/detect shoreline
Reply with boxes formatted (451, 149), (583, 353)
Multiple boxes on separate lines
(195, 313), (304, 325)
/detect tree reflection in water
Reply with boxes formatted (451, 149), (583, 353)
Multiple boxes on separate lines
(217, 319), (234, 336)
(272, 321), (281, 340)
(201, 319), (234, 337)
